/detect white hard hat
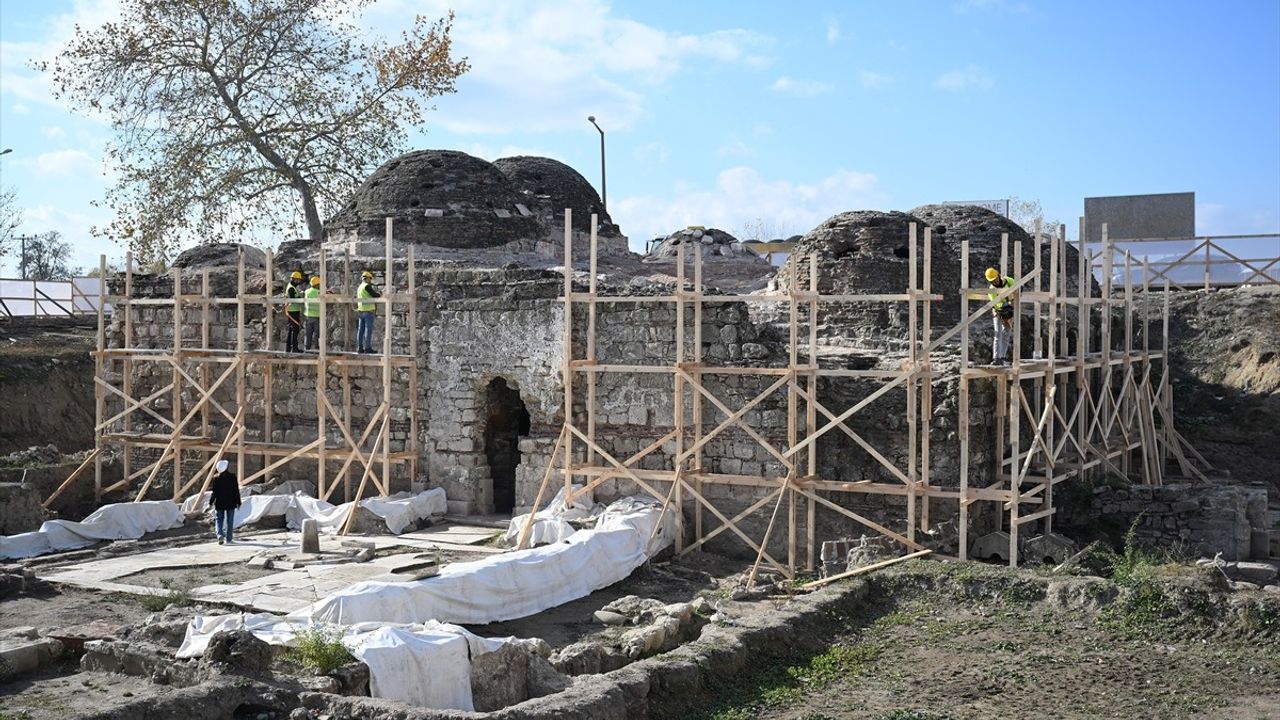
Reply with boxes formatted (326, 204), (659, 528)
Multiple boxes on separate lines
(216, 459), (229, 472)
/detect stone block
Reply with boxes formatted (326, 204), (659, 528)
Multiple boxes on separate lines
(970, 531), (1011, 562)
(1231, 561), (1278, 586)
(300, 519), (321, 554)
(0, 638), (63, 679)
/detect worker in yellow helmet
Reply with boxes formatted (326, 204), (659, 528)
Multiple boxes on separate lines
(304, 275), (322, 352)
(283, 270), (305, 353)
(355, 270), (382, 354)
(986, 267), (1016, 365)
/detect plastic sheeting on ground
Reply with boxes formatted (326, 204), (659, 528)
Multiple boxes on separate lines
(176, 614), (512, 711)
(299, 496), (676, 626)
(0, 500), (183, 560)
(180, 488), (447, 534)
(176, 495), (673, 709)
(501, 484), (597, 547)
(284, 488), (447, 534)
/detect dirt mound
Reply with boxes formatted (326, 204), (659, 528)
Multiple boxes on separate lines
(1140, 286), (1280, 489)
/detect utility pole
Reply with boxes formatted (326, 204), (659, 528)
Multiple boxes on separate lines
(588, 116), (606, 214)
(17, 234), (35, 280)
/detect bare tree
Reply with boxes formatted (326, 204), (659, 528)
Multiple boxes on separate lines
(20, 231), (77, 281)
(0, 186), (20, 264)
(42, 0), (469, 262)
(1009, 197), (1065, 238)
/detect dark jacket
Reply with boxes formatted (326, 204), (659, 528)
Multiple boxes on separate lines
(210, 471), (241, 511)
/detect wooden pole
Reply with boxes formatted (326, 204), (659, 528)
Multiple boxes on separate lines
(318, 246), (328, 499)
(94, 254), (106, 499)
(799, 550), (932, 590)
(959, 240), (970, 560)
(516, 426), (567, 550)
(121, 252), (133, 496)
(381, 218), (393, 495)
(44, 449), (102, 508)
(562, 209), (575, 508)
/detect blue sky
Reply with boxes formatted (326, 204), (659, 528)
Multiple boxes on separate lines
(1, 0), (1278, 273)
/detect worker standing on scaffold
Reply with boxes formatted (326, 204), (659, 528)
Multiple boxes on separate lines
(284, 270), (305, 353)
(304, 275), (322, 352)
(986, 267), (1016, 366)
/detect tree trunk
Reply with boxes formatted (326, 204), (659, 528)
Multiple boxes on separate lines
(298, 181), (324, 243)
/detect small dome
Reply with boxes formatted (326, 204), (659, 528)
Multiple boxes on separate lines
(493, 156), (619, 236)
(326, 150), (539, 249)
(646, 227), (767, 263)
(172, 242), (266, 270)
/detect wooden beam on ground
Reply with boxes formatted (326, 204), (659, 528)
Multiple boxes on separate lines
(799, 550), (933, 590)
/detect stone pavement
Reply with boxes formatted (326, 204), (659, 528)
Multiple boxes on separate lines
(36, 523), (504, 614)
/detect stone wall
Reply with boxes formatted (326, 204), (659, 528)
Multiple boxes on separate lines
(1058, 482), (1270, 561)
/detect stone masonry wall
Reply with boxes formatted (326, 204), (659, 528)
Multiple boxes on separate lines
(1058, 482), (1270, 561)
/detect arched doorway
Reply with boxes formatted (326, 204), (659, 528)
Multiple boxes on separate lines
(483, 378), (530, 514)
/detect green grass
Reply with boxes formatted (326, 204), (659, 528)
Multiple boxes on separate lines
(696, 641), (881, 720)
(134, 576), (196, 612)
(281, 627), (355, 675)
(1095, 518), (1176, 634)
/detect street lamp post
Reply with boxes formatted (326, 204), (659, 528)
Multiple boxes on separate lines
(587, 116), (606, 214)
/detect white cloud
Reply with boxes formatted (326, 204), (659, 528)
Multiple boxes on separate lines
(0, 202), (118, 276)
(366, 0), (772, 134)
(935, 64), (995, 91)
(1197, 202), (1280, 236)
(826, 19), (841, 45)
(718, 137), (752, 158)
(771, 76), (832, 98)
(31, 149), (99, 177)
(40, 125), (66, 140)
(632, 141), (669, 164)
(613, 166), (889, 247)
(454, 142), (559, 162)
(858, 69), (894, 89)
(0, 0), (123, 112)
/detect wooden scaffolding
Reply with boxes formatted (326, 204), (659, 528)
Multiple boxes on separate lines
(80, 219), (419, 510)
(537, 211), (1209, 577)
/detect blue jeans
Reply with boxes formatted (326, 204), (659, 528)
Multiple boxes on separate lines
(215, 507), (237, 542)
(357, 311), (375, 351)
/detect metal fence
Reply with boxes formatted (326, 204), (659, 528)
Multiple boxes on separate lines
(1081, 233), (1279, 291)
(0, 277), (109, 318)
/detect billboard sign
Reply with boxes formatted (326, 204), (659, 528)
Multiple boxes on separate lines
(943, 199), (1010, 217)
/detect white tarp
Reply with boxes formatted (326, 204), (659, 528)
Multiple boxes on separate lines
(180, 488), (447, 534)
(501, 484), (597, 547)
(176, 614), (512, 711)
(285, 489), (447, 534)
(300, 496), (676, 626)
(0, 501), (183, 559)
(180, 491), (294, 527)
(176, 496), (674, 709)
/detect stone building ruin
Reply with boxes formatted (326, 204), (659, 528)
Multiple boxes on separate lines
(81, 148), (1262, 575)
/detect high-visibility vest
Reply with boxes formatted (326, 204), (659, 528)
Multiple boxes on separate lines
(285, 283), (303, 312)
(357, 282), (376, 313)
(988, 276), (1016, 310)
(304, 287), (321, 318)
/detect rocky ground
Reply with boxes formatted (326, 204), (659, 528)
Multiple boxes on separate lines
(1142, 286), (1280, 493)
(3, 542), (1278, 719)
(0, 317), (97, 458)
(686, 562), (1280, 720)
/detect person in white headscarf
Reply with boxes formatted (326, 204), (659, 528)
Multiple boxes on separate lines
(210, 459), (241, 544)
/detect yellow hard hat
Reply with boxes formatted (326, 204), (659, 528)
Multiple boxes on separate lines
(310, 276), (320, 287)
(985, 268), (1000, 282)
(362, 271), (373, 279)
(290, 271), (303, 280)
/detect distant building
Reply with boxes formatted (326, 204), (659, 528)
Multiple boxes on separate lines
(1083, 192), (1195, 244)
